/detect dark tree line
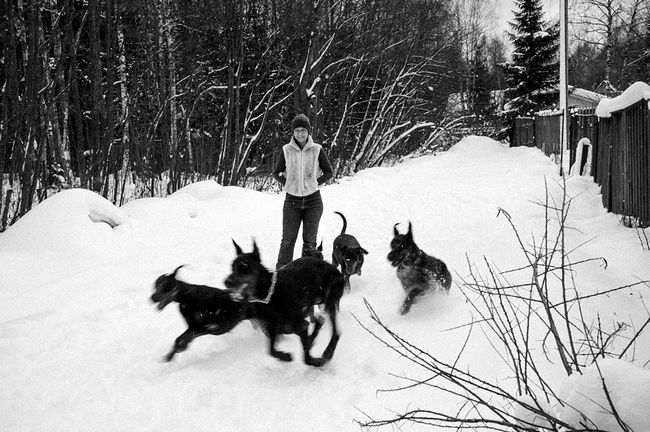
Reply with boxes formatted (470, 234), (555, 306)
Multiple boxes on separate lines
(2, 0), (499, 230)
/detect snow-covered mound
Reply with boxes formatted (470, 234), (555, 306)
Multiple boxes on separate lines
(170, 179), (224, 201)
(0, 188), (128, 257)
(557, 359), (650, 431)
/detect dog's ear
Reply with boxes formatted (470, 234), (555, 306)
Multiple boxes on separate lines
(232, 239), (243, 256)
(252, 240), (261, 262)
(317, 241), (323, 251)
(360, 247), (369, 255)
(407, 221), (413, 239)
(393, 223), (400, 236)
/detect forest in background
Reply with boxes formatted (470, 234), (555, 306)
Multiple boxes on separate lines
(0, 0), (648, 231)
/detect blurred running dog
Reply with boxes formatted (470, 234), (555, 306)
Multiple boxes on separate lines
(332, 211), (368, 290)
(387, 222), (451, 315)
(224, 240), (344, 367)
(151, 265), (249, 362)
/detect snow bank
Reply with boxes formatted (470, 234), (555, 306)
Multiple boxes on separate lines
(447, 135), (508, 156)
(0, 188), (128, 256)
(555, 359), (650, 431)
(595, 81), (650, 118)
(170, 180), (223, 201)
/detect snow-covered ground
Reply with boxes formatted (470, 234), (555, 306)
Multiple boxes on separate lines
(1, 136), (648, 432)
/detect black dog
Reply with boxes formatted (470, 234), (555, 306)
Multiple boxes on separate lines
(151, 265), (249, 362)
(224, 241), (344, 367)
(387, 222), (452, 315)
(332, 211), (368, 290)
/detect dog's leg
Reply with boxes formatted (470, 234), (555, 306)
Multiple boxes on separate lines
(400, 287), (425, 315)
(300, 330), (325, 367)
(292, 318), (325, 367)
(268, 330), (292, 362)
(343, 274), (351, 291)
(321, 307), (340, 361)
(165, 329), (202, 362)
(331, 253), (340, 269)
(309, 308), (325, 343)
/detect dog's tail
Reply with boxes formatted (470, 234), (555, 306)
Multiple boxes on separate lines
(334, 211), (347, 235)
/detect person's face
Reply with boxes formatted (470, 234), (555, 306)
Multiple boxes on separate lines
(293, 127), (309, 143)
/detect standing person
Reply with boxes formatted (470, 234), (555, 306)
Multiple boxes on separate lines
(273, 113), (333, 269)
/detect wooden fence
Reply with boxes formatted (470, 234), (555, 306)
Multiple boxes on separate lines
(513, 117), (535, 147)
(513, 99), (649, 226)
(596, 99), (650, 226)
(535, 111), (562, 156)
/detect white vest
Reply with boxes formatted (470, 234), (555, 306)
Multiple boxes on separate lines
(282, 137), (323, 197)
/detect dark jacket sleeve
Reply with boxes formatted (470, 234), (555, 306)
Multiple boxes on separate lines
(317, 148), (333, 185)
(272, 150), (286, 186)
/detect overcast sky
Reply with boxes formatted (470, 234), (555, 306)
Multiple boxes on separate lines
(496, 0), (560, 32)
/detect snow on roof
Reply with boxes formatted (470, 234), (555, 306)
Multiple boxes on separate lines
(595, 81), (650, 118)
(569, 87), (607, 103)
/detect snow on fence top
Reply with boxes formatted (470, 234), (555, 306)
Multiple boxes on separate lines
(595, 81), (650, 118)
(537, 108), (562, 117)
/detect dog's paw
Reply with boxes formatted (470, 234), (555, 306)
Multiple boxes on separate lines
(272, 350), (293, 362)
(305, 356), (326, 367)
(400, 302), (412, 315)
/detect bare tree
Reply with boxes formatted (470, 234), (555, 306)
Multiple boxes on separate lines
(453, 0), (497, 109)
(573, 0), (647, 84)
(116, 0), (132, 205)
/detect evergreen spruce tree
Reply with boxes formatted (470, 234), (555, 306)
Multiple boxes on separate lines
(499, 0), (559, 142)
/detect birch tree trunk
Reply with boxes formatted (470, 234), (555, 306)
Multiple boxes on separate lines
(43, 3), (75, 187)
(19, 0), (41, 215)
(163, 0), (179, 191)
(103, 0), (116, 199)
(89, 0), (106, 193)
(116, 0), (131, 205)
(65, 1), (88, 187)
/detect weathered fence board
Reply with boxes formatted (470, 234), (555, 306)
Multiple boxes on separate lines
(513, 117), (535, 147)
(535, 112), (562, 156)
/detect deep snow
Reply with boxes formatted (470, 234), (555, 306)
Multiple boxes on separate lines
(1, 136), (649, 431)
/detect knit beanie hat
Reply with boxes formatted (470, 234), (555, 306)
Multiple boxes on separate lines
(291, 113), (311, 132)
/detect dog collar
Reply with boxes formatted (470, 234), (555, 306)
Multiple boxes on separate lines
(249, 271), (278, 304)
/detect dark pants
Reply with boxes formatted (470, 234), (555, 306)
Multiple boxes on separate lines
(276, 191), (323, 269)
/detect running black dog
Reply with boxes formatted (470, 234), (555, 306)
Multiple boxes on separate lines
(151, 265), (249, 361)
(224, 240), (344, 367)
(332, 211), (368, 290)
(387, 222), (452, 315)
